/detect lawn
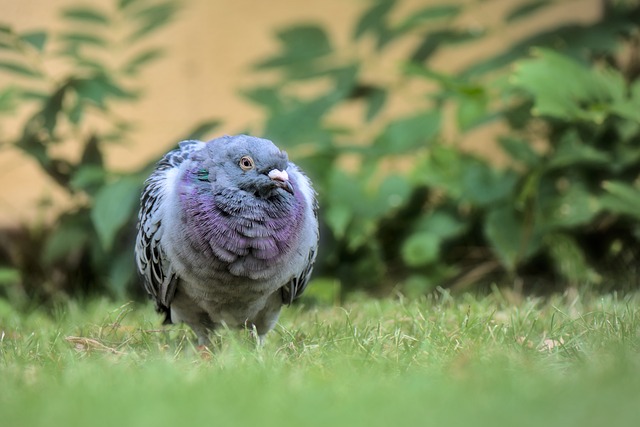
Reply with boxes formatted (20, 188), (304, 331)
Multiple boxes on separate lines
(1, 289), (639, 427)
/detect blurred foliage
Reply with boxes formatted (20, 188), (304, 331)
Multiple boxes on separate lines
(243, 0), (640, 297)
(2, 0), (640, 306)
(0, 0), (219, 306)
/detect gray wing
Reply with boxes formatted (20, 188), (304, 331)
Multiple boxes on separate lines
(135, 140), (205, 321)
(281, 245), (318, 305)
(281, 168), (319, 305)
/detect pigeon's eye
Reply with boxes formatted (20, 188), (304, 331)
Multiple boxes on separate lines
(239, 156), (255, 171)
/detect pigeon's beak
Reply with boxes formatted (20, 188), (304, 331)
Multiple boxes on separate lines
(268, 169), (294, 195)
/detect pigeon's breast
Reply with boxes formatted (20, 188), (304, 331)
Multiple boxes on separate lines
(178, 185), (306, 283)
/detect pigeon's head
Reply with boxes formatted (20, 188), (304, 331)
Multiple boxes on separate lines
(202, 135), (293, 197)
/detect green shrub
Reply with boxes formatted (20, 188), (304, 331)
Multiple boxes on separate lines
(2, 0), (640, 304)
(0, 0), (218, 305)
(244, 0), (640, 296)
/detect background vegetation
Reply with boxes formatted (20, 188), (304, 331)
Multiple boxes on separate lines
(0, 0), (219, 306)
(0, 0), (639, 306)
(243, 0), (640, 297)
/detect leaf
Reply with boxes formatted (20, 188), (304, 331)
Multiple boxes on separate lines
(241, 86), (283, 111)
(118, 0), (141, 10)
(74, 56), (108, 73)
(67, 96), (84, 125)
(370, 174), (412, 215)
(91, 176), (142, 250)
(108, 250), (136, 298)
(0, 87), (19, 112)
(484, 205), (540, 271)
(548, 130), (610, 169)
(402, 232), (441, 266)
(373, 111), (440, 156)
(410, 29), (483, 63)
(263, 95), (337, 144)
(81, 135), (104, 166)
(323, 168), (371, 239)
(395, 5), (461, 33)
(62, 6), (110, 25)
(326, 168), (363, 211)
(611, 101), (640, 122)
(43, 219), (89, 264)
(506, 0), (551, 22)
(0, 60), (42, 78)
(59, 32), (108, 47)
(255, 25), (332, 69)
(544, 233), (601, 284)
(39, 82), (71, 134)
(294, 145), (336, 180)
(74, 74), (138, 108)
(325, 205), (352, 240)
(498, 136), (540, 167)
(128, 2), (180, 42)
(611, 142), (640, 173)
(17, 88), (48, 101)
(611, 79), (640, 122)
(462, 21), (628, 78)
(70, 166), (106, 193)
(353, 0), (395, 40)
(20, 31), (47, 52)
(405, 63), (487, 107)
(414, 145), (464, 197)
(121, 48), (164, 75)
(0, 267), (20, 286)
(0, 268), (20, 286)
(539, 182), (601, 228)
(461, 161), (518, 206)
(16, 93), (64, 167)
(404, 63), (450, 82)
(414, 210), (467, 240)
(365, 87), (387, 121)
(456, 91), (488, 131)
(374, 27), (398, 50)
(513, 48), (627, 123)
(333, 65), (359, 96)
(131, 1), (178, 21)
(600, 181), (640, 220)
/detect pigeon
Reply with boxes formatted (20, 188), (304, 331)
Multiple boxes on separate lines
(135, 135), (318, 345)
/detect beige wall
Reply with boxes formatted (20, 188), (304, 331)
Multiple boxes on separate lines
(0, 0), (599, 226)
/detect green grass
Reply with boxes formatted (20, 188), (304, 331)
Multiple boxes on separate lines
(1, 289), (639, 427)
